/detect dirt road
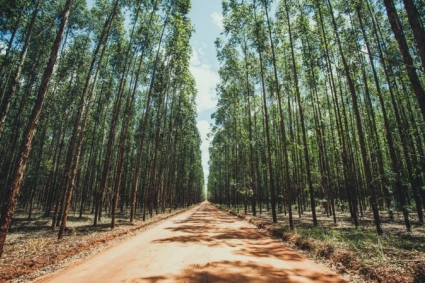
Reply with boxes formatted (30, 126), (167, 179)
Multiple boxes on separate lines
(35, 202), (347, 283)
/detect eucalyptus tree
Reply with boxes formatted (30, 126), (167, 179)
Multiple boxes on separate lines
(212, 0), (282, 224)
(58, 0), (121, 239)
(401, 0), (425, 75)
(158, 2), (200, 209)
(297, 4), (336, 221)
(0, 1), (64, 195)
(0, 0), (42, 136)
(251, 0), (279, 223)
(223, 1), (261, 215)
(176, 103), (204, 206)
(93, 7), (130, 224)
(165, 59), (203, 208)
(325, 0), (383, 234)
(0, 0), (73, 258)
(208, 126), (234, 206)
(279, 0), (317, 226)
(309, 0), (360, 226)
(383, 0), (425, 122)
(209, 0), (425, 235)
(214, 35), (247, 207)
(110, 0), (160, 228)
(366, 1), (425, 225)
(0, 0), (35, 102)
(257, 0), (293, 226)
(238, 39), (259, 215)
(0, 0), (203, 256)
(129, 0), (172, 223)
(353, 2), (411, 230)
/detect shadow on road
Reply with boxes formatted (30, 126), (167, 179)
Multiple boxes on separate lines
(137, 260), (340, 283)
(148, 203), (346, 283)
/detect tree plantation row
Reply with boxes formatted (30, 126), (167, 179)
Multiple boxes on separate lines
(207, 0), (425, 235)
(0, 0), (204, 258)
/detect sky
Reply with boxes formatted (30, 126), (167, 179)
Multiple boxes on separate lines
(86, 0), (223, 192)
(188, 0), (223, 191)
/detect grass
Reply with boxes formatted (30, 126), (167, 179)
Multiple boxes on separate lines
(214, 203), (425, 283)
(2, 206), (193, 282)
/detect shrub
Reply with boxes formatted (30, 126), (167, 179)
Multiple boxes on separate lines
(295, 236), (313, 251)
(317, 243), (335, 259)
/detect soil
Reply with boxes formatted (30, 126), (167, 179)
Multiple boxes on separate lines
(220, 204), (425, 283)
(1, 207), (192, 282)
(3, 202), (347, 283)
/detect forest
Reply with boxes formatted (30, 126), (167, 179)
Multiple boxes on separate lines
(0, 0), (425, 282)
(208, 0), (425, 233)
(0, 0), (204, 259)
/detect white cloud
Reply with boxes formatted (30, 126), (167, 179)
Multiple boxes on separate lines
(211, 11), (224, 30)
(197, 120), (212, 183)
(190, 45), (219, 192)
(190, 48), (219, 114)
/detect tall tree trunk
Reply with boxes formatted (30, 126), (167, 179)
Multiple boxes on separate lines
(111, 1), (158, 228)
(0, 0), (73, 257)
(243, 37), (256, 216)
(383, 0), (425, 122)
(327, 0), (382, 234)
(285, 0), (317, 226)
(58, 0), (119, 239)
(316, 0), (359, 227)
(130, 11), (169, 223)
(95, 12), (139, 224)
(0, 0), (42, 136)
(358, 4), (411, 230)
(261, 0), (293, 226)
(402, 0), (425, 73)
(0, 5), (24, 98)
(253, 1), (278, 224)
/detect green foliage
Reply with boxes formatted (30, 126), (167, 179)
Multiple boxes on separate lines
(0, 0), (204, 232)
(208, 0), (425, 234)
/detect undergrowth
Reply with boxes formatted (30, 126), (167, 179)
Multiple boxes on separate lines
(214, 204), (425, 283)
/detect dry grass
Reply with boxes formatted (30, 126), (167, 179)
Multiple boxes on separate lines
(0, 208), (191, 282)
(216, 204), (425, 283)
(2, 204), (424, 283)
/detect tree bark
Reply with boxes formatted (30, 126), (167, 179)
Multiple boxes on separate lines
(327, 0), (382, 234)
(383, 0), (425, 122)
(130, 10), (169, 223)
(0, 0), (42, 136)
(0, 0), (73, 257)
(285, 0), (317, 226)
(359, 3), (411, 230)
(58, 0), (119, 239)
(402, 0), (425, 73)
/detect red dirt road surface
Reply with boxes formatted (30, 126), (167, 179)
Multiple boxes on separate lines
(35, 202), (347, 283)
